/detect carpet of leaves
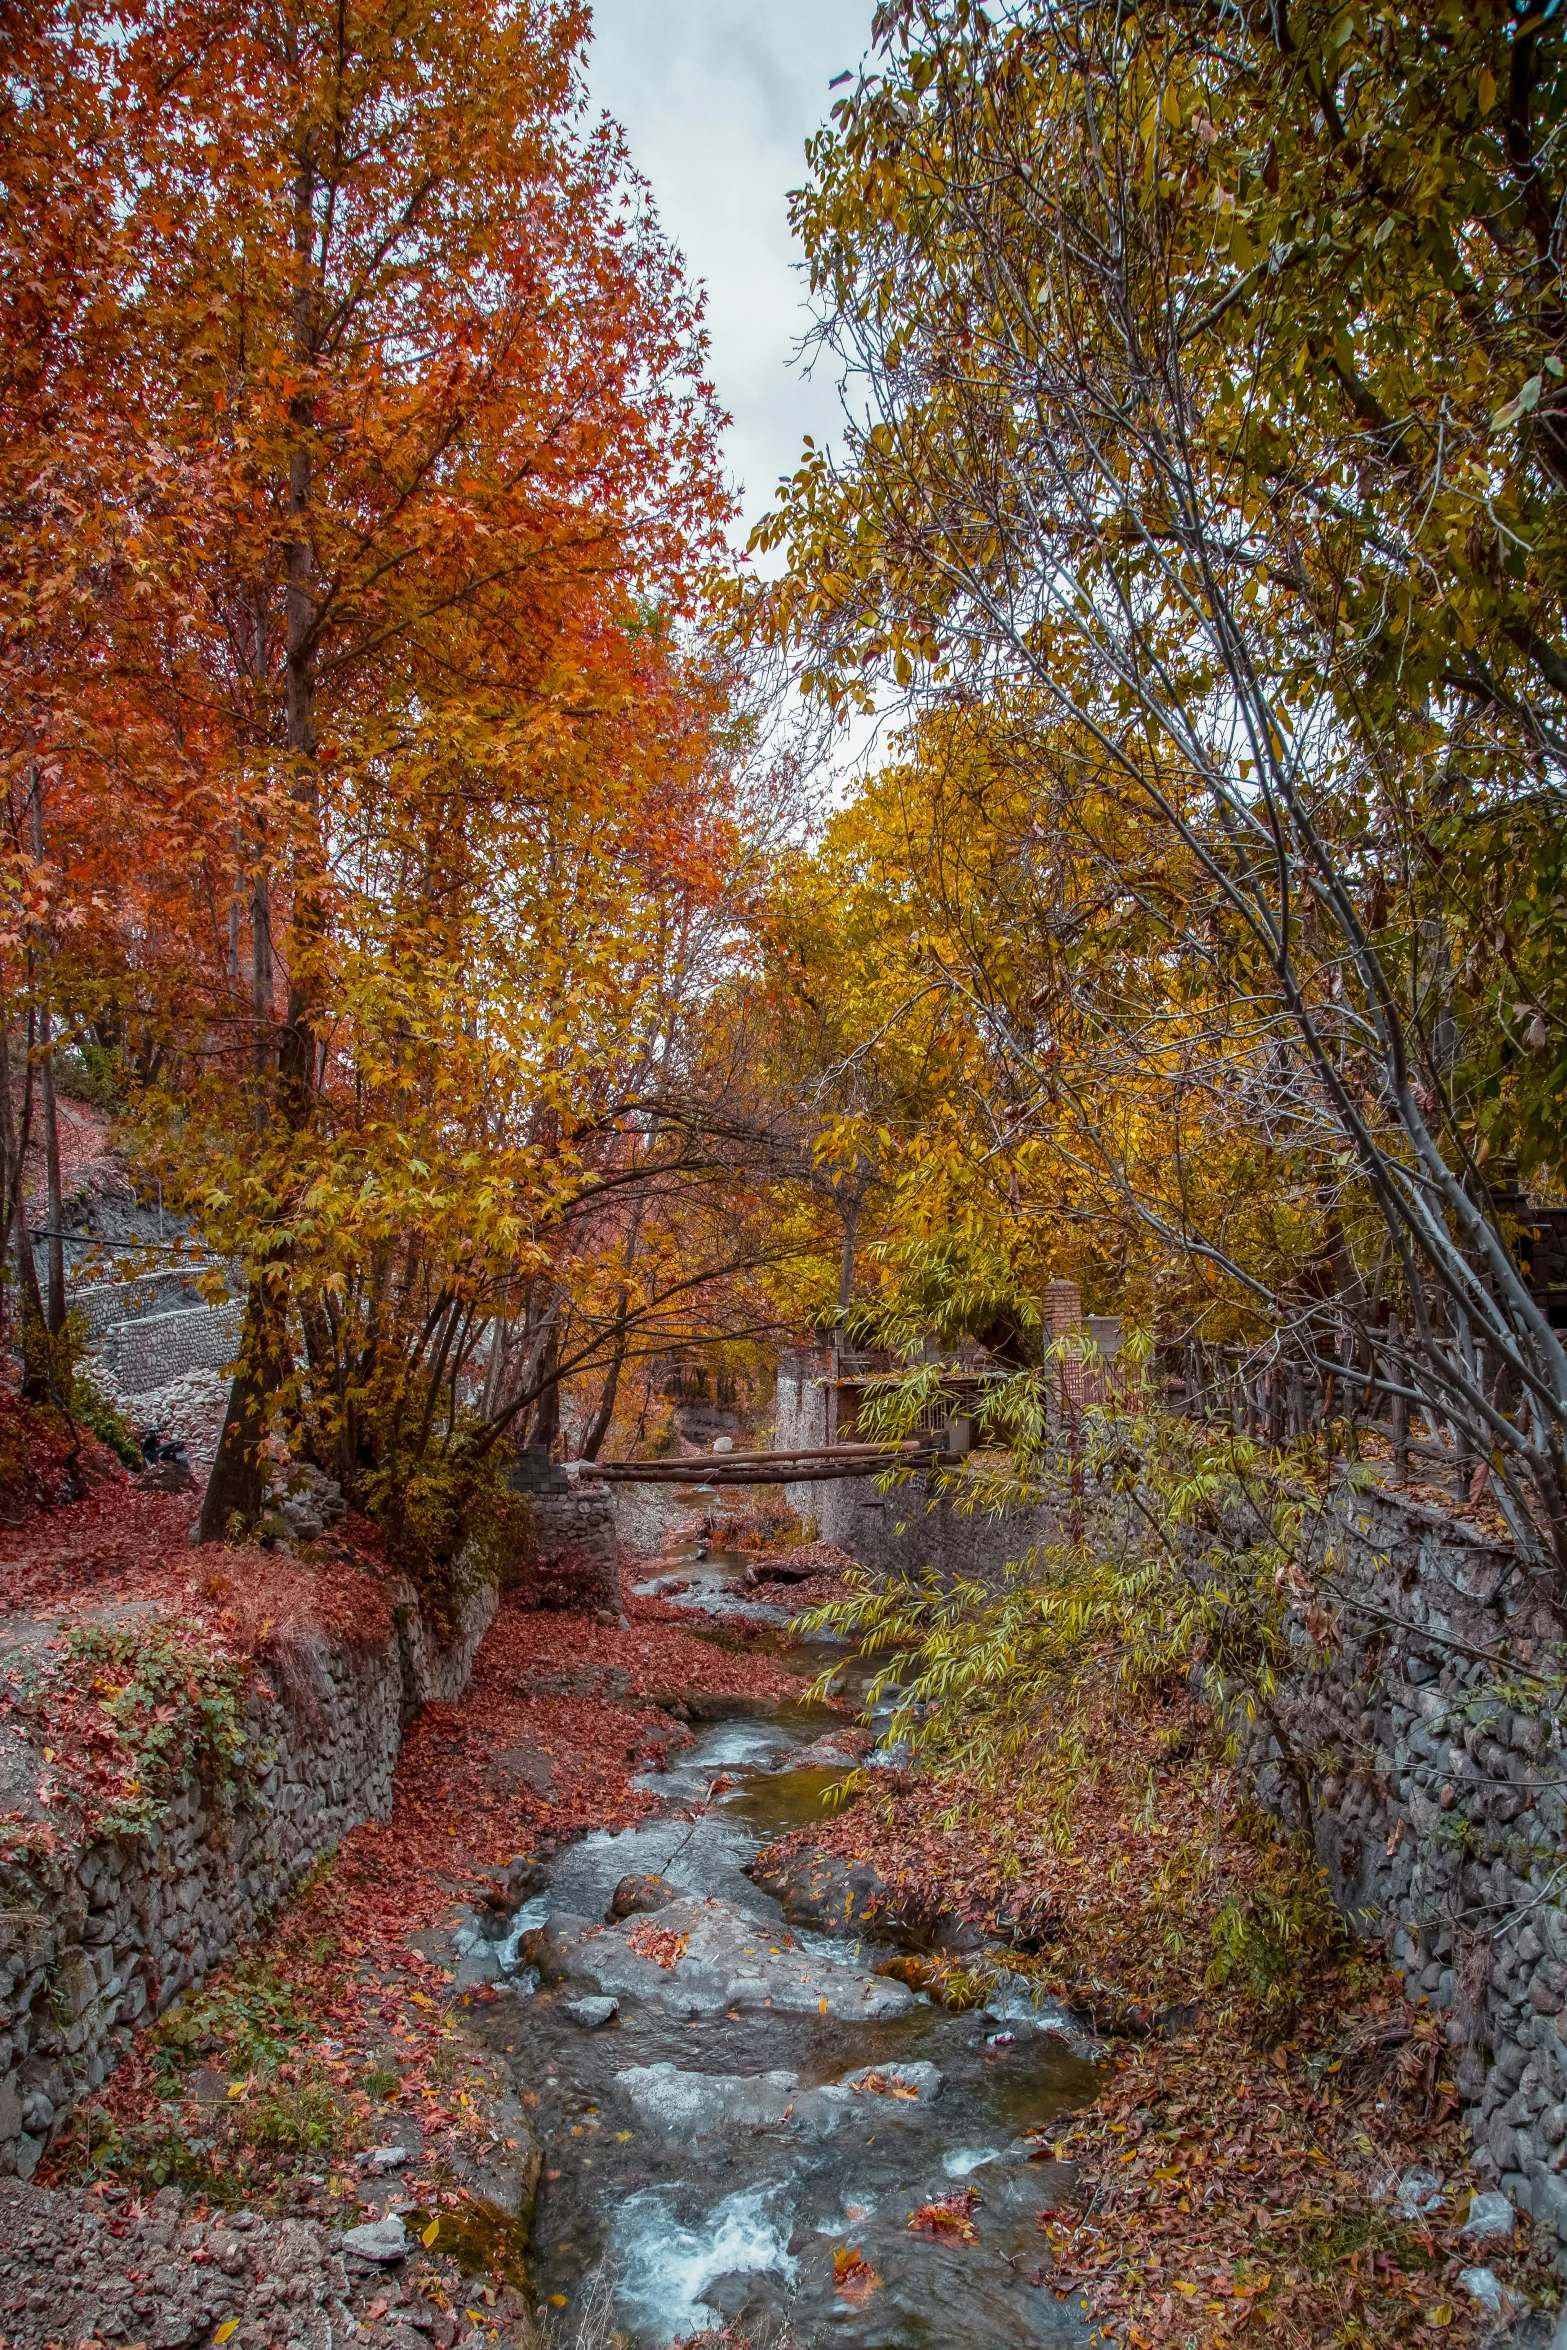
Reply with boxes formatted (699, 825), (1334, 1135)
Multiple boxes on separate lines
(1037, 1990), (1557, 2347)
(0, 1511), (393, 1853)
(758, 1696), (1558, 2346)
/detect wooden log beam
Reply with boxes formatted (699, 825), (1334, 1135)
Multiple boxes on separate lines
(581, 1443), (931, 1485)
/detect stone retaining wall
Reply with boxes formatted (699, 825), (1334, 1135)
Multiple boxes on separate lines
(1258, 1477), (1567, 2269)
(93, 1300), (244, 1394)
(73, 1271), (207, 1343)
(0, 1573), (498, 2182)
(774, 1350), (1060, 1579)
(800, 1381), (1567, 2264)
(506, 1450), (622, 1617)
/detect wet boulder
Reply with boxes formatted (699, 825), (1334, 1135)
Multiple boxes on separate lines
(555, 1895), (917, 2022)
(746, 1845), (914, 1940)
(476, 1854), (549, 1921)
(838, 2060), (943, 2105)
(614, 2062), (804, 2137)
(608, 1872), (678, 1921)
(563, 1995), (619, 2030)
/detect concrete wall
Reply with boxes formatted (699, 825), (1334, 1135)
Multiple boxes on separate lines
(0, 1575), (498, 2183)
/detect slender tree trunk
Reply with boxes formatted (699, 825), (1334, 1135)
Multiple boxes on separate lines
(200, 162), (323, 1539)
(7, 998), (46, 1407)
(197, 1277), (286, 1540)
(580, 1296), (629, 1461)
(26, 777), (64, 1336)
(36, 1012), (63, 1338)
(531, 1326), (561, 1456)
(837, 1189), (861, 1319)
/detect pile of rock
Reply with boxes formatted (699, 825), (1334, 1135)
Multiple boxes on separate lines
(262, 1460), (349, 1546)
(86, 1362), (232, 1474)
(0, 2177), (502, 2348)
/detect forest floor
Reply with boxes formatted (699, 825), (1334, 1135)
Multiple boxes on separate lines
(0, 1450), (818, 2349)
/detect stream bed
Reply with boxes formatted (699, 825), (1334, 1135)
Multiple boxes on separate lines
(449, 1605), (1104, 2349)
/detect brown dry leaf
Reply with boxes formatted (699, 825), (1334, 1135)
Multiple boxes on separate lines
(626, 1920), (689, 1970)
(852, 2070), (920, 2100)
(833, 2245), (882, 2305)
(908, 2189), (979, 2244)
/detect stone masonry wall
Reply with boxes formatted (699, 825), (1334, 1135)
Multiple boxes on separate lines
(0, 1573), (498, 2183)
(1256, 1477), (1567, 2268)
(790, 1352), (1567, 2262)
(94, 1301), (245, 1395)
(506, 1449), (622, 1617)
(774, 1348), (1059, 1583)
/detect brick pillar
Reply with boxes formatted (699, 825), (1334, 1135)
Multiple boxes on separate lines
(1042, 1279), (1082, 1337)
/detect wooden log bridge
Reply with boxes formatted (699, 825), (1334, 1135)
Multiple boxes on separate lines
(582, 1442), (932, 1486)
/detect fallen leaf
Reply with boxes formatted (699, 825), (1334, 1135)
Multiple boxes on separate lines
(833, 2245), (883, 2306)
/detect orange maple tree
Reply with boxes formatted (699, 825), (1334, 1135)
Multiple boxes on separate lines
(2, 0), (744, 1543)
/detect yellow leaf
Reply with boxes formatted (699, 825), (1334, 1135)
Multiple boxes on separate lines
(421, 2218), (439, 2247)
(410, 1991), (436, 2009)
(819, 1997), (829, 2014)
(550, 2294), (568, 2307)
(215, 2326), (239, 2346)
(42, 1747), (53, 1763)
(1427, 2306), (1453, 2328)
(615, 2129), (633, 2142)
(1478, 67), (1496, 112)
(226, 2081), (247, 2099)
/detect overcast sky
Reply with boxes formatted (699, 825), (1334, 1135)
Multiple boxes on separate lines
(584, 0), (876, 552)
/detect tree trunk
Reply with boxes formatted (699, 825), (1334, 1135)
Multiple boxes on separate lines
(196, 1277), (285, 1541)
(836, 1190), (861, 1318)
(37, 1011), (63, 1337)
(26, 779), (64, 1337)
(580, 1299), (629, 1461)
(203, 163), (322, 1526)
(531, 1327), (560, 1456)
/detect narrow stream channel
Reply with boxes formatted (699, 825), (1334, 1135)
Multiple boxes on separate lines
(449, 1558), (1104, 2348)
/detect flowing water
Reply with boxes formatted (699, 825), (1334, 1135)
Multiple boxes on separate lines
(453, 1579), (1104, 2349)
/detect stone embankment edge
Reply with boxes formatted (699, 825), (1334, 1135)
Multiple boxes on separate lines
(1242, 1477), (1567, 2274)
(0, 1571), (498, 2183)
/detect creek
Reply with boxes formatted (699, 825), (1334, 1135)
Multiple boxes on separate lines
(449, 1554), (1105, 2350)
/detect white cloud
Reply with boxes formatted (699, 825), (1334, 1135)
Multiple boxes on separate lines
(584, 0), (874, 550)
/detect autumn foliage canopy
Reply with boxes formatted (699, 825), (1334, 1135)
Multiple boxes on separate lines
(1, 0), (762, 1546)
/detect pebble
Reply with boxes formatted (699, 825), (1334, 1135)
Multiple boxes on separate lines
(0, 2176), (465, 2346)
(342, 2213), (409, 2263)
(564, 1995), (620, 2029)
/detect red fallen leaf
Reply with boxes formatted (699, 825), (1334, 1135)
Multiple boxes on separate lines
(908, 2188), (979, 2244)
(834, 2246), (882, 2305)
(626, 1920), (689, 1969)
